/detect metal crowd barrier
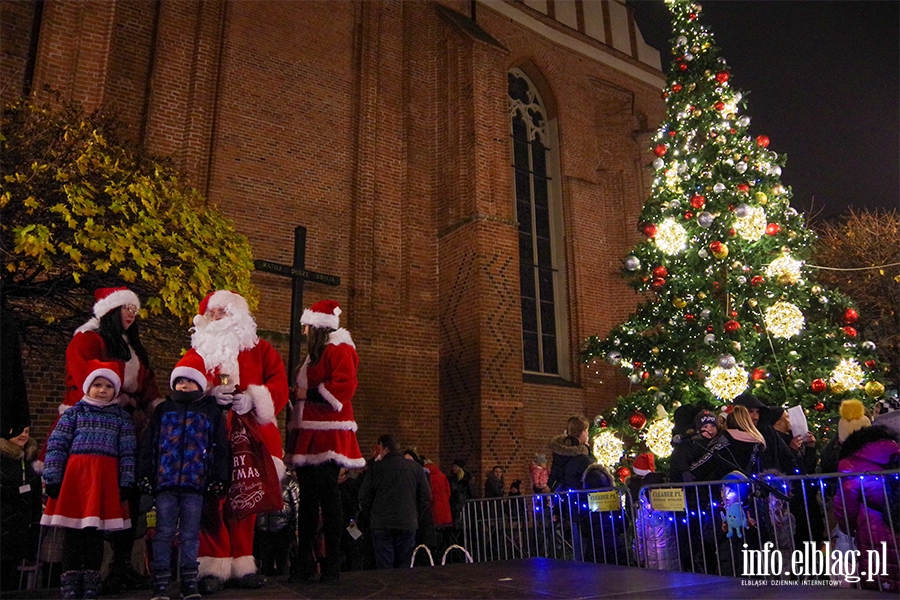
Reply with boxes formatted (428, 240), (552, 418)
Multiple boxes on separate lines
(460, 470), (899, 593)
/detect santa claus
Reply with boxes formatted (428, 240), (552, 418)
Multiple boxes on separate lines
(181, 290), (289, 593)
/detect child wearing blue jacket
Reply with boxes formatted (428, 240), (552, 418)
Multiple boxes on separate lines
(138, 356), (229, 600)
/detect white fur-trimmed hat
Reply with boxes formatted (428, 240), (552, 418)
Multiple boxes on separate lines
(197, 290), (249, 318)
(300, 299), (341, 330)
(82, 359), (123, 397)
(170, 352), (209, 392)
(93, 287), (140, 319)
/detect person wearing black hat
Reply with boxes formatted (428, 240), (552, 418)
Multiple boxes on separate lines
(0, 420), (42, 591)
(447, 459), (477, 527)
(733, 393), (799, 475)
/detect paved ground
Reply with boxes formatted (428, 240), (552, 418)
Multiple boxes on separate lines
(1, 559), (886, 600)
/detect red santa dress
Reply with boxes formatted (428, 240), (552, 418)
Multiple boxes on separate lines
(287, 328), (364, 469)
(190, 339), (289, 582)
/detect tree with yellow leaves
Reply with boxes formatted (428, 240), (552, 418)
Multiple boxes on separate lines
(1, 96), (257, 349)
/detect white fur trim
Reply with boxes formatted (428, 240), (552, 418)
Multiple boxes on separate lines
(290, 451), (366, 469)
(82, 368), (122, 396)
(203, 290), (249, 317)
(58, 403), (74, 415)
(93, 289), (140, 319)
(170, 366), (208, 392)
(272, 455), (286, 481)
(299, 420), (358, 432)
(246, 385), (275, 425)
(327, 328), (355, 348)
(198, 556), (232, 582)
(122, 350), (139, 392)
(633, 467), (651, 476)
(41, 514), (130, 531)
(231, 554), (257, 579)
(300, 308), (339, 330)
(318, 383), (343, 412)
(32, 460), (43, 474)
(74, 318), (100, 335)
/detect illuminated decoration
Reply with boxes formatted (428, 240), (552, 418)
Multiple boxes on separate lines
(763, 301), (805, 338)
(865, 380), (885, 398)
(643, 416), (674, 458)
(664, 166), (683, 191)
(829, 359), (865, 394)
(765, 255), (803, 285)
(655, 218), (688, 255)
(733, 205), (767, 241)
(592, 431), (625, 467)
(705, 365), (749, 400)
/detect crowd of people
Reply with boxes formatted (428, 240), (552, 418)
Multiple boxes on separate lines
(1, 285), (898, 597)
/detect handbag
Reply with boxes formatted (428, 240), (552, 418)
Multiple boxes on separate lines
(225, 413), (283, 520)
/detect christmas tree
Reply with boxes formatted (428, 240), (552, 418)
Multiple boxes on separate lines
(580, 0), (890, 473)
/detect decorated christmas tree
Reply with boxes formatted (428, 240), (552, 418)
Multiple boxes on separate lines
(580, 0), (890, 474)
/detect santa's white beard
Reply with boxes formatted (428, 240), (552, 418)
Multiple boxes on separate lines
(191, 311), (258, 386)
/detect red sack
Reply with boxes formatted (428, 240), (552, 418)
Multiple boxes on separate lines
(225, 413), (283, 520)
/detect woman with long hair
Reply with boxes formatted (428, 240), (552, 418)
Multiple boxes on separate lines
(286, 300), (364, 584)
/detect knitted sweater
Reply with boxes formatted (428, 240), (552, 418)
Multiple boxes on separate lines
(43, 399), (136, 488)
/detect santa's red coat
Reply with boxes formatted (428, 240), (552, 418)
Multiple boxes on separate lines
(287, 329), (364, 469)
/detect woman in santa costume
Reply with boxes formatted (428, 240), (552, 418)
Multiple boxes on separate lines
(182, 290), (289, 593)
(287, 299), (365, 584)
(48, 287), (160, 593)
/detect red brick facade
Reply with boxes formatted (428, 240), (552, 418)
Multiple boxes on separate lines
(3, 0), (665, 488)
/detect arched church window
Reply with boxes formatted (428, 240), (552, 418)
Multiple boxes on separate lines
(508, 68), (569, 378)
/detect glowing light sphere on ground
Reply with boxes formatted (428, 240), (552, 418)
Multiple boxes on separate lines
(830, 359), (865, 394)
(733, 205), (767, 241)
(655, 218), (688, 255)
(705, 365), (749, 400)
(765, 255), (803, 285)
(592, 431), (625, 467)
(764, 301), (805, 338)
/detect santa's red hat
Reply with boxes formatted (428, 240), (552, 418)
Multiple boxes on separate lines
(301, 299), (341, 330)
(632, 453), (655, 477)
(197, 290), (249, 318)
(170, 352), (209, 392)
(93, 287), (140, 319)
(82, 359), (123, 397)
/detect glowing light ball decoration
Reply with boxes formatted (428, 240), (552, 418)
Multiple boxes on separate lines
(733, 205), (767, 241)
(830, 359), (865, 394)
(765, 255), (803, 285)
(655, 218), (688, 255)
(705, 364), (749, 401)
(592, 431), (625, 468)
(763, 301), (805, 338)
(643, 417), (674, 458)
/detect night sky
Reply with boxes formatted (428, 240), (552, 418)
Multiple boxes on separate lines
(627, 0), (899, 222)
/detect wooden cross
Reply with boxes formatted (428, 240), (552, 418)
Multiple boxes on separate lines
(254, 226), (340, 379)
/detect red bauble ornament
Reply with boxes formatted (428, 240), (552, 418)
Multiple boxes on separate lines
(730, 310), (738, 318)
(865, 359), (877, 369)
(756, 135), (770, 148)
(709, 240), (723, 254)
(765, 223), (781, 236)
(728, 228), (736, 237)
(842, 326), (857, 337)
(616, 466), (630, 483)
(642, 371), (650, 380)
(669, 130), (677, 137)
(716, 71), (730, 83)
(688, 12), (697, 20)
(651, 277), (666, 290)
(654, 144), (668, 157)
(751, 368), (768, 381)
(684, 313), (695, 321)
(714, 101), (725, 111)
(684, 211), (693, 220)
(843, 308), (859, 324)
(642, 223), (658, 238)
(706, 325), (714, 333)
(729, 127), (737, 134)
(736, 182), (750, 193)
(679, 63), (688, 71)
(814, 402), (825, 412)
(751, 275), (765, 286)
(724, 320), (741, 332)
(633, 361), (643, 368)
(690, 194), (706, 209)
(652, 265), (668, 278)
(629, 411), (647, 430)
(810, 379), (827, 394)
(600, 419), (608, 428)
(672, 83), (683, 93)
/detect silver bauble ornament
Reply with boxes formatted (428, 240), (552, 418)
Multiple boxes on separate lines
(719, 354), (737, 369)
(676, 35), (688, 46)
(734, 203), (750, 218)
(862, 341), (876, 352)
(713, 182), (726, 193)
(735, 161), (748, 174)
(770, 165), (782, 176)
(606, 351), (622, 365)
(653, 157), (665, 170)
(698, 212), (714, 228)
(698, 248), (709, 258)
(738, 115), (750, 127)
(700, 309), (711, 320)
(625, 256), (641, 271)
(704, 333), (716, 345)
(629, 374), (642, 384)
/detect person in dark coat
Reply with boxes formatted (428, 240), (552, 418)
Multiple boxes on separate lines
(548, 415), (593, 492)
(0, 422), (42, 591)
(579, 464), (628, 565)
(484, 465), (505, 498)
(358, 435), (431, 569)
(447, 459), (477, 526)
(733, 393), (798, 475)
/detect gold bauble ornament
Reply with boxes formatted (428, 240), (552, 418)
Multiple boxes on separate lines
(811, 285), (822, 295)
(673, 297), (687, 309)
(865, 381), (886, 398)
(748, 298), (758, 307)
(755, 191), (768, 204)
(712, 244), (729, 259)
(698, 292), (707, 300)
(652, 347), (660, 355)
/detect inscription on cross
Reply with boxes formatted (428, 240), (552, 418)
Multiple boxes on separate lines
(253, 226), (340, 378)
